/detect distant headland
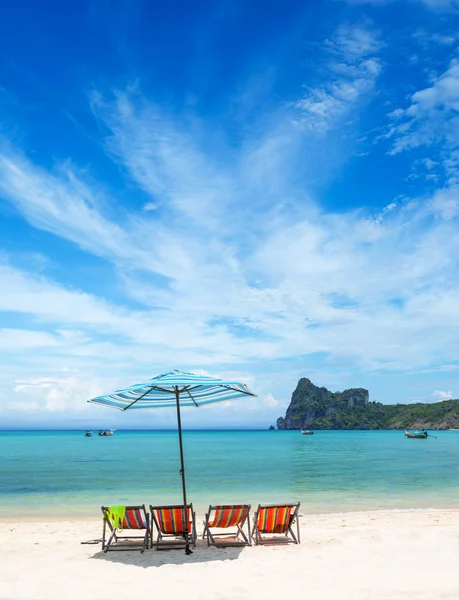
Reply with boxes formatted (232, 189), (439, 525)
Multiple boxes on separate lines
(276, 378), (459, 430)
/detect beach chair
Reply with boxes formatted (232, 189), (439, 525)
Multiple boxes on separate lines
(252, 502), (301, 545)
(202, 504), (251, 547)
(101, 505), (150, 553)
(150, 504), (197, 550)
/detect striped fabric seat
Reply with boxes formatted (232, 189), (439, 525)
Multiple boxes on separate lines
(122, 508), (148, 530)
(252, 503), (301, 545)
(203, 504), (251, 546)
(101, 505), (150, 553)
(150, 504), (197, 550)
(208, 505), (249, 528)
(257, 505), (293, 534)
(154, 506), (192, 535)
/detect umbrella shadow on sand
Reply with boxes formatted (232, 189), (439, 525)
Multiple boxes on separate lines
(89, 539), (245, 567)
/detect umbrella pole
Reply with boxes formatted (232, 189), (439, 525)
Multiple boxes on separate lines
(175, 388), (192, 555)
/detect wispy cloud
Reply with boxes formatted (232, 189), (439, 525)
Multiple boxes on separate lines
(143, 202), (157, 211)
(434, 389), (454, 399)
(294, 24), (382, 135)
(0, 141), (153, 270)
(385, 59), (459, 184)
(412, 30), (458, 46)
(90, 89), (231, 228)
(387, 60), (459, 154)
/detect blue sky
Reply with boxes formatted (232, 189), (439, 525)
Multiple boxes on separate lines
(1, 0), (459, 429)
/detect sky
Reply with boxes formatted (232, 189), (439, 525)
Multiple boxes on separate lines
(1, 0), (459, 429)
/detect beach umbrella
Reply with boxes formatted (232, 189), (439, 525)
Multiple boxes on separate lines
(88, 369), (256, 554)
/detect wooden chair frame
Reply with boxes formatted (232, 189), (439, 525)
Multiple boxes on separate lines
(202, 504), (252, 547)
(150, 504), (197, 550)
(252, 502), (301, 545)
(101, 505), (150, 553)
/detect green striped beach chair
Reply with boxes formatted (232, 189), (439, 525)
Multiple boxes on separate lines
(252, 502), (301, 545)
(202, 504), (251, 546)
(101, 505), (150, 552)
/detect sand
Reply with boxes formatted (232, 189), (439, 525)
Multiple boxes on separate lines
(1, 510), (458, 600)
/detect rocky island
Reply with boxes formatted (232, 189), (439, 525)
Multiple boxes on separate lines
(277, 378), (459, 430)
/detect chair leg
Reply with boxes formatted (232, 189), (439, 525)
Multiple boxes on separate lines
(143, 522), (151, 552)
(237, 523), (249, 545)
(202, 514), (209, 540)
(207, 527), (215, 547)
(104, 530), (117, 552)
(192, 512), (197, 547)
(290, 529), (297, 543)
(145, 515), (150, 550)
(252, 522), (259, 545)
(102, 518), (107, 551)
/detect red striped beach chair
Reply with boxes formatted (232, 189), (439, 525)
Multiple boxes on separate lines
(101, 505), (150, 553)
(252, 502), (301, 545)
(202, 504), (251, 547)
(150, 504), (196, 550)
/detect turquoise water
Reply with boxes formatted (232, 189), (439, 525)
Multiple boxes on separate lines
(1, 430), (459, 518)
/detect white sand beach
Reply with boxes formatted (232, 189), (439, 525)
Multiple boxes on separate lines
(1, 510), (458, 600)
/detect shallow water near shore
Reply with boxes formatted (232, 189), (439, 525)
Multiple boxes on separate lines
(1, 429), (458, 518)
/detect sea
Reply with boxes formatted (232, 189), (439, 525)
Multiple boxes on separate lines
(1, 429), (458, 519)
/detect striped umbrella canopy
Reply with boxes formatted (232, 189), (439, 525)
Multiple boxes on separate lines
(89, 370), (256, 554)
(89, 370), (255, 410)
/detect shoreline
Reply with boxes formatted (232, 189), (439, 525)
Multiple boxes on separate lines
(1, 504), (458, 523)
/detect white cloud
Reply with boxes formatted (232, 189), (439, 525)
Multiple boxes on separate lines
(384, 59), (459, 188)
(90, 89), (230, 228)
(433, 390), (454, 399)
(387, 60), (459, 157)
(413, 31), (457, 45)
(429, 185), (459, 220)
(143, 202), (157, 211)
(0, 142), (155, 272)
(264, 393), (279, 408)
(4, 399), (41, 412)
(294, 24), (382, 135)
(7, 374), (108, 414)
(0, 329), (59, 351)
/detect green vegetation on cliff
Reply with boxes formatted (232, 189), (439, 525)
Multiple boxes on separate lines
(277, 378), (459, 430)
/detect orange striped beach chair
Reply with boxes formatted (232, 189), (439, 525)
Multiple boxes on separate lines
(252, 502), (301, 545)
(202, 504), (251, 547)
(150, 504), (196, 550)
(101, 505), (150, 553)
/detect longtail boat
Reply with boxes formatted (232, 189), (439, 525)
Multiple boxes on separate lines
(301, 429), (314, 435)
(404, 428), (428, 439)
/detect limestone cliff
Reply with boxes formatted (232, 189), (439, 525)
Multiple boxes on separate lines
(277, 378), (369, 430)
(277, 378), (459, 430)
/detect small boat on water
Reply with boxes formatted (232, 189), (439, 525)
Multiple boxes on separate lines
(404, 428), (428, 439)
(98, 429), (114, 436)
(85, 430), (93, 437)
(301, 429), (314, 435)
